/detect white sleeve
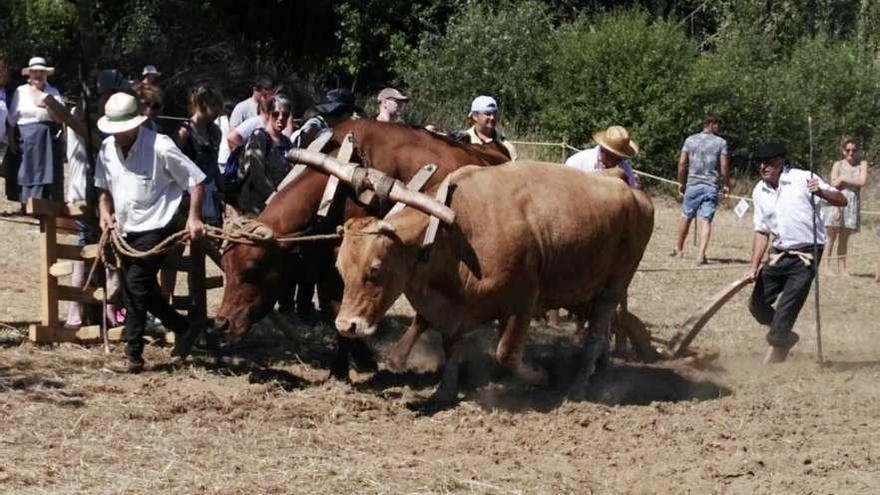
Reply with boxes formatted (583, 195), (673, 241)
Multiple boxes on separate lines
(752, 187), (770, 233)
(94, 144), (111, 191)
(162, 139), (207, 190)
(235, 116), (261, 143)
(813, 172), (836, 193)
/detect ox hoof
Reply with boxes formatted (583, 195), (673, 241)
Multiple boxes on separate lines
(329, 362), (350, 382)
(350, 342), (378, 374)
(429, 386), (460, 406)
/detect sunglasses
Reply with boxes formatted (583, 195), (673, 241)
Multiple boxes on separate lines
(271, 111), (290, 119)
(844, 148), (857, 153)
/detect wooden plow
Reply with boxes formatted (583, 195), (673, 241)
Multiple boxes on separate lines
(621, 276), (752, 364)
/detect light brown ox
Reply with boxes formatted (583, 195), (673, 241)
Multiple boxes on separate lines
(335, 161), (654, 401)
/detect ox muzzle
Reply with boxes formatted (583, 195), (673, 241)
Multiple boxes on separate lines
(335, 315), (377, 338)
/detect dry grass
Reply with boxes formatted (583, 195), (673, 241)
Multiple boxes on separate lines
(2, 188), (880, 493)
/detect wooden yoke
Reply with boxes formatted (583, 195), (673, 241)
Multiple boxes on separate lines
(287, 149), (456, 225)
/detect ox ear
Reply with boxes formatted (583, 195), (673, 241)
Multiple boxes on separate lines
(375, 220), (396, 236)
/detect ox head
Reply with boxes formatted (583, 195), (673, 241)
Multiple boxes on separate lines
(335, 217), (413, 338)
(215, 242), (292, 341)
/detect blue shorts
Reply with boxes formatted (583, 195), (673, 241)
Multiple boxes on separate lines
(681, 184), (719, 221)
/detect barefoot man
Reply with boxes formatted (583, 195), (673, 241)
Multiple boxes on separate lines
(745, 143), (846, 364)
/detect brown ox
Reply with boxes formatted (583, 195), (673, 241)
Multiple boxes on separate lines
(214, 119), (510, 379)
(335, 162), (654, 401)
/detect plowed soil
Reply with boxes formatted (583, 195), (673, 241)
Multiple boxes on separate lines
(2, 187), (880, 494)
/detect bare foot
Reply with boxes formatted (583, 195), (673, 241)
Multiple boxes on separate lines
(696, 257), (708, 266)
(669, 248), (683, 259)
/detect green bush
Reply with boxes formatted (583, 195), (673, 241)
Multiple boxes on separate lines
(397, 0), (555, 130)
(690, 26), (880, 177)
(538, 11), (696, 177)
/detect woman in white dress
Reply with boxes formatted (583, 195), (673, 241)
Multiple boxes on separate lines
(821, 137), (868, 276)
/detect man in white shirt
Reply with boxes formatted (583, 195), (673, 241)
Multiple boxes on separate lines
(95, 93), (207, 373)
(564, 125), (641, 189)
(229, 76), (273, 129)
(745, 143), (846, 364)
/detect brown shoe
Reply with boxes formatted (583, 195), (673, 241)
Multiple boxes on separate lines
(103, 357), (145, 374)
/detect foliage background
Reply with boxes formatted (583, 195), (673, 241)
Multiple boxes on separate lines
(2, 0), (880, 181)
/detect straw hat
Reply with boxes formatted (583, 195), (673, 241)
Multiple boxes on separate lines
(97, 92), (148, 134)
(593, 125), (639, 159)
(21, 56), (55, 76)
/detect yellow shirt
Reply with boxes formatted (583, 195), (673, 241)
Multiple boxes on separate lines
(465, 126), (517, 161)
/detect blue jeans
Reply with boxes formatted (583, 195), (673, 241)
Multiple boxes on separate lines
(681, 184), (719, 221)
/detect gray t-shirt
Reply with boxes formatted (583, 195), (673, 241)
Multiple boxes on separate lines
(682, 131), (728, 188)
(229, 97), (259, 129)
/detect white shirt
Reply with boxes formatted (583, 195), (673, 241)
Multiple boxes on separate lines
(0, 90), (7, 142)
(7, 83), (61, 126)
(235, 115), (264, 143)
(66, 125), (89, 202)
(95, 126), (206, 235)
(752, 166), (836, 250)
(565, 146), (639, 188)
(215, 114), (231, 166)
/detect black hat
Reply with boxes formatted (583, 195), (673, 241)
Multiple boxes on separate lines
(315, 88), (364, 116)
(751, 142), (787, 162)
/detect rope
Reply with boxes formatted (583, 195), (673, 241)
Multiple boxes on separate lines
(104, 217), (342, 259)
(637, 248), (880, 273)
(517, 139), (880, 214)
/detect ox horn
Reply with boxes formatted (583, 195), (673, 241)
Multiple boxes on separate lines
(287, 149), (456, 225)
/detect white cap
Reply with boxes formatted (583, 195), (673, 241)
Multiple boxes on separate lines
(469, 95), (498, 115)
(142, 65), (161, 76)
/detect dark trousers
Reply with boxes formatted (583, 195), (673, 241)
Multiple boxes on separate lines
(121, 227), (189, 360)
(749, 248), (822, 348)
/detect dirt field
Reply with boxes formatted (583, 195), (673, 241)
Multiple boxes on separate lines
(2, 187), (880, 494)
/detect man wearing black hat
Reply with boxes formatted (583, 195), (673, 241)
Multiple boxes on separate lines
(291, 88), (363, 149)
(745, 143), (847, 364)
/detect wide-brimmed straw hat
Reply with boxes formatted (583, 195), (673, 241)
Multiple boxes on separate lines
(21, 57), (55, 76)
(97, 92), (148, 134)
(593, 125), (639, 159)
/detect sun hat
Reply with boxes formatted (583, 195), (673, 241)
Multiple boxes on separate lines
(376, 87), (409, 102)
(469, 95), (498, 115)
(97, 92), (148, 134)
(21, 56), (55, 76)
(593, 125), (639, 159)
(315, 88), (364, 116)
(142, 65), (161, 77)
(751, 142), (787, 162)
